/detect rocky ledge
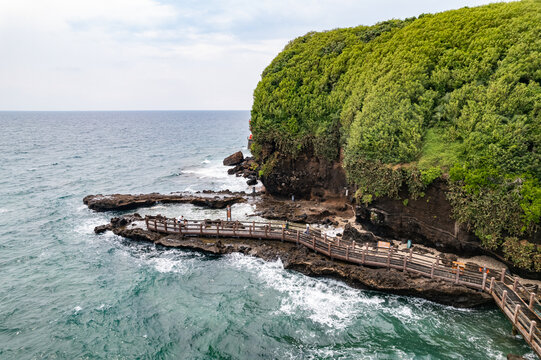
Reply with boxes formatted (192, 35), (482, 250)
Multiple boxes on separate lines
(96, 214), (493, 308)
(83, 191), (250, 212)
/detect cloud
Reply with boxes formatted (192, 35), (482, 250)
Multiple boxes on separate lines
(0, 0), (511, 110)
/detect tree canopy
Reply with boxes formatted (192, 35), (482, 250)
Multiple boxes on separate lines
(251, 0), (541, 271)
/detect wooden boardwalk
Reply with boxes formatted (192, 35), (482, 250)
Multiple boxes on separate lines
(145, 216), (541, 357)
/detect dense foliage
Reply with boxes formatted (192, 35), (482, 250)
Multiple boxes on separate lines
(251, 1), (541, 271)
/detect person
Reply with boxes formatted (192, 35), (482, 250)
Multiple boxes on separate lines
(285, 220), (289, 230)
(226, 205), (232, 222)
(291, 194), (295, 202)
(304, 224), (310, 235)
(178, 215), (184, 223)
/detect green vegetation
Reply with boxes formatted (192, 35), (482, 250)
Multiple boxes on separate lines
(251, 1), (541, 271)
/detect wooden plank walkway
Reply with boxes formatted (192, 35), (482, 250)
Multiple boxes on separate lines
(145, 216), (541, 357)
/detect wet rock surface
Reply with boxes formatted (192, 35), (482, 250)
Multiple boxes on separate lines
(83, 191), (248, 212)
(96, 214), (493, 308)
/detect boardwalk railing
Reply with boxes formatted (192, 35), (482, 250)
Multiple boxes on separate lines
(145, 216), (541, 357)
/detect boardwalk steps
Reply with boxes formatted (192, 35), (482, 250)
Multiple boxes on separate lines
(145, 216), (541, 358)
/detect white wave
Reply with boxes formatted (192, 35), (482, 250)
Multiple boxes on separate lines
(150, 256), (188, 273)
(0, 208), (8, 213)
(181, 160), (249, 192)
(224, 253), (380, 330)
(201, 159), (210, 164)
(73, 306), (82, 312)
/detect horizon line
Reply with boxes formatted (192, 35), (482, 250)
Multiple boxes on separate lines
(0, 109), (251, 112)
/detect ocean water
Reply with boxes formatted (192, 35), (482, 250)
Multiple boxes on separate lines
(0, 111), (535, 359)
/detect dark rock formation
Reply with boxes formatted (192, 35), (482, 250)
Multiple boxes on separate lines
(355, 179), (481, 255)
(342, 223), (378, 243)
(260, 150), (347, 199)
(225, 155), (259, 180)
(507, 355), (526, 360)
(254, 195), (350, 224)
(83, 192), (246, 212)
(223, 151), (244, 166)
(96, 214), (493, 308)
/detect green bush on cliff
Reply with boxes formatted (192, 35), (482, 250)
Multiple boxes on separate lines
(251, 0), (541, 271)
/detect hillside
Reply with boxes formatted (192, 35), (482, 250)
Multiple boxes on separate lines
(250, 1), (541, 272)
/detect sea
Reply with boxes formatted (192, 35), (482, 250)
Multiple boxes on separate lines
(0, 111), (535, 359)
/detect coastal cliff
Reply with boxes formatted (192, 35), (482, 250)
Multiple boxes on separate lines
(250, 1), (541, 274)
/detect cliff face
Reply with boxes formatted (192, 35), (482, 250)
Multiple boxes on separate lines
(355, 180), (479, 254)
(260, 150), (346, 199)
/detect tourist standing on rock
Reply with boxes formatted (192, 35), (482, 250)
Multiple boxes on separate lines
(226, 205), (232, 221)
(304, 224), (310, 235)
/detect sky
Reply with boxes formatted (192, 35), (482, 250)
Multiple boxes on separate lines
(0, 0), (510, 111)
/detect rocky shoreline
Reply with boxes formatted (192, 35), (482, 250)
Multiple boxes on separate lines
(94, 213), (493, 308)
(83, 190), (257, 212)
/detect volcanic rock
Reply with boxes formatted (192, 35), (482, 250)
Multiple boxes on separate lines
(223, 151), (244, 166)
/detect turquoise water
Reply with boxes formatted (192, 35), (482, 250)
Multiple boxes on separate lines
(0, 111), (535, 359)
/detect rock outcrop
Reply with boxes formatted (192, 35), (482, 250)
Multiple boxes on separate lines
(96, 214), (493, 308)
(259, 148), (347, 199)
(223, 151), (244, 166)
(83, 192), (247, 212)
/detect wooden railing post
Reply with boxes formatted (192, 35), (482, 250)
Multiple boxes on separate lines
(362, 246), (366, 264)
(217, 223), (220, 236)
(455, 267), (460, 284)
(281, 226), (285, 242)
(430, 262), (435, 279)
(265, 225), (268, 238)
(328, 243), (332, 258)
(346, 246), (349, 261)
(296, 230), (300, 245)
(513, 277), (518, 291)
(200, 223), (203, 235)
(502, 290), (508, 308)
(501, 268), (506, 282)
(482, 271), (487, 291)
(387, 247), (391, 269)
(403, 254), (407, 272)
(154, 218), (157, 230)
(312, 236), (316, 252)
(489, 277), (495, 293)
(513, 304), (521, 325)
(530, 293), (535, 310)
(529, 321), (537, 341)
(409, 248), (413, 260)
(164, 220), (167, 232)
(145, 216), (149, 230)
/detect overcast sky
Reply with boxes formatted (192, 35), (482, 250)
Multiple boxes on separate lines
(0, 0), (509, 111)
